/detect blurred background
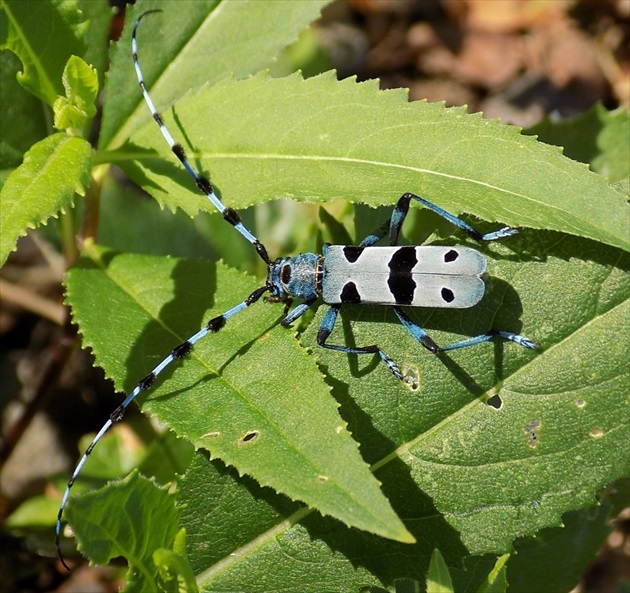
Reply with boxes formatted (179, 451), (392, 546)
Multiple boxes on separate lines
(318, 0), (628, 124)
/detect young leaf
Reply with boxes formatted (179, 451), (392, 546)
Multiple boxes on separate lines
(477, 555), (509, 593)
(65, 472), (182, 593)
(64, 245), (413, 545)
(121, 72), (628, 252)
(53, 55), (98, 134)
(153, 529), (199, 593)
(0, 0), (106, 105)
(426, 549), (454, 593)
(0, 133), (92, 265)
(0, 1), (109, 172)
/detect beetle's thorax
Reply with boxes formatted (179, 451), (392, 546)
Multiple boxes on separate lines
(267, 253), (323, 301)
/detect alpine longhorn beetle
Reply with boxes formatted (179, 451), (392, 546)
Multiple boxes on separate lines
(55, 9), (536, 568)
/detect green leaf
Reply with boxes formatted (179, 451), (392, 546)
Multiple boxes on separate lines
(0, 50), (48, 169)
(608, 476), (630, 517)
(177, 452), (495, 592)
(153, 530), (199, 593)
(53, 55), (98, 134)
(122, 72), (628, 252)
(0, 133), (92, 265)
(5, 494), (60, 529)
(303, 230), (629, 555)
(0, 0), (109, 174)
(506, 503), (615, 593)
(426, 549), (454, 593)
(65, 246), (413, 545)
(527, 104), (630, 183)
(64, 228), (628, 590)
(65, 472), (182, 593)
(75, 425), (147, 482)
(0, 0), (106, 105)
(138, 430), (194, 487)
(78, 0), (111, 93)
(477, 555), (509, 593)
(100, 0), (331, 150)
(45, 1), (628, 588)
(270, 26), (333, 79)
(184, 234), (627, 592)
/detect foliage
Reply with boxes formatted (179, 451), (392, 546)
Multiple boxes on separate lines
(1, 0), (628, 591)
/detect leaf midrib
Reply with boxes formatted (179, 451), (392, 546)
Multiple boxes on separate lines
(101, 147), (563, 208)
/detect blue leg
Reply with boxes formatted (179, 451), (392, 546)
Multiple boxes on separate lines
(394, 307), (536, 354)
(393, 307), (439, 353)
(316, 305), (403, 379)
(281, 298), (317, 326)
(389, 193), (519, 246)
(56, 285), (268, 569)
(438, 331), (537, 351)
(358, 219), (391, 248)
(132, 11), (270, 265)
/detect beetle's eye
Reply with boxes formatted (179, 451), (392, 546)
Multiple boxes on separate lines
(281, 265), (292, 284)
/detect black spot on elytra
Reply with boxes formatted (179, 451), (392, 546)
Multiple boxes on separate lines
(343, 246), (364, 263)
(388, 247), (417, 304)
(340, 282), (361, 304)
(444, 249), (459, 263)
(441, 287), (455, 303)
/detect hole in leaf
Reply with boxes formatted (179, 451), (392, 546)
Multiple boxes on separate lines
(238, 430), (260, 445)
(486, 394), (503, 409)
(402, 364), (420, 392)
